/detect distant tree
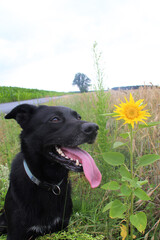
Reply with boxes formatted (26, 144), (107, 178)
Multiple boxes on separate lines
(72, 73), (91, 92)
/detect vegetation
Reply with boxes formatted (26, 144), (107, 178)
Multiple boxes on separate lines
(0, 86), (67, 103)
(102, 93), (160, 239)
(0, 86), (159, 239)
(72, 73), (91, 92)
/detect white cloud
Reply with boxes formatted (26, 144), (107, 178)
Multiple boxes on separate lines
(0, 0), (160, 91)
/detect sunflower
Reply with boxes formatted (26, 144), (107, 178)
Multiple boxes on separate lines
(114, 93), (151, 128)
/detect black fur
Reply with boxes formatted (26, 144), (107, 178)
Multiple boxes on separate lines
(0, 104), (98, 240)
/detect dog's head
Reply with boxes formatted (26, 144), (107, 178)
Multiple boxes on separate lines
(5, 104), (101, 188)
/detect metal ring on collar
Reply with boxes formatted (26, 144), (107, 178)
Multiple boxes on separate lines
(52, 185), (61, 195)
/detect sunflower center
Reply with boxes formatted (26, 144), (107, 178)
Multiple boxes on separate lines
(125, 106), (139, 120)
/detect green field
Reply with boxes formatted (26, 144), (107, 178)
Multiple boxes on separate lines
(0, 87), (159, 239)
(0, 86), (68, 103)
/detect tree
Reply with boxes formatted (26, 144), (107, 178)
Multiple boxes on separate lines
(72, 73), (91, 92)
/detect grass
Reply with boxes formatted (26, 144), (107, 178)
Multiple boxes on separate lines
(0, 87), (159, 239)
(0, 86), (69, 103)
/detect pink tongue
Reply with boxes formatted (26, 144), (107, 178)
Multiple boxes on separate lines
(61, 147), (102, 188)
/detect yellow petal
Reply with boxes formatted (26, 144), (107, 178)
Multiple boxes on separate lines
(129, 93), (135, 103)
(124, 97), (128, 103)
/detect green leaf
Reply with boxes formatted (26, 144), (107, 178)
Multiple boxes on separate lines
(102, 152), (125, 166)
(120, 184), (132, 197)
(120, 132), (130, 139)
(119, 165), (132, 179)
(130, 212), (147, 233)
(139, 121), (160, 128)
(112, 142), (126, 149)
(139, 154), (160, 167)
(121, 176), (133, 183)
(101, 181), (120, 190)
(134, 188), (150, 200)
(101, 112), (117, 117)
(122, 177), (140, 188)
(137, 180), (148, 186)
(109, 200), (127, 219)
(102, 201), (113, 213)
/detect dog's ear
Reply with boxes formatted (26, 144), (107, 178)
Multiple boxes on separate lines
(5, 104), (37, 129)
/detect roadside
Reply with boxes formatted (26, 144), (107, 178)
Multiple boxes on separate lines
(0, 96), (62, 114)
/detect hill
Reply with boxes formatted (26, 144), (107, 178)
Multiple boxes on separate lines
(0, 86), (67, 103)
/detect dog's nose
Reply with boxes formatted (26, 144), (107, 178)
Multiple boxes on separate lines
(81, 123), (99, 135)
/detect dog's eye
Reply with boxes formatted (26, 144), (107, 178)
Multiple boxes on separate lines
(49, 117), (60, 123)
(77, 115), (81, 120)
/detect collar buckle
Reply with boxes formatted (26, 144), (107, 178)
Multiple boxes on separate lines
(23, 160), (63, 195)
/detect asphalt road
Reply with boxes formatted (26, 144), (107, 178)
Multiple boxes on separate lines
(0, 96), (62, 114)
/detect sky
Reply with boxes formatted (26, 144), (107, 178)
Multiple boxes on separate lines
(0, 0), (160, 92)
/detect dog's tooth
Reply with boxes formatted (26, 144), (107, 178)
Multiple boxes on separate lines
(55, 146), (59, 151)
(56, 147), (65, 158)
(57, 148), (62, 154)
(55, 147), (66, 157)
(65, 156), (69, 159)
(76, 160), (79, 166)
(55, 147), (60, 153)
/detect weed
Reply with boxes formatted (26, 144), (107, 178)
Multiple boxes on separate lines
(37, 228), (104, 240)
(92, 42), (111, 152)
(0, 114), (20, 167)
(0, 164), (9, 210)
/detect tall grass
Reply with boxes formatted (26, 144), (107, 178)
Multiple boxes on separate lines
(0, 87), (159, 239)
(0, 114), (20, 167)
(92, 42), (111, 152)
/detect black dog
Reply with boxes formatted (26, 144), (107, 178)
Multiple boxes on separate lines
(0, 104), (101, 240)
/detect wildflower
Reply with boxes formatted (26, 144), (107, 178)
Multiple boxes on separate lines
(114, 93), (151, 128)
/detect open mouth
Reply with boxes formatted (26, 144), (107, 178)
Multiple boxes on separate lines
(49, 145), (83, 172)
(48, 145), (102, 188)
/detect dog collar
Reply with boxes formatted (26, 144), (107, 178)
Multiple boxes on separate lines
(23, 160), (63, 195)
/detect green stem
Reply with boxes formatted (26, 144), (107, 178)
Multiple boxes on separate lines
(130, 127), (134, 240)
(126, 198), (130, 240)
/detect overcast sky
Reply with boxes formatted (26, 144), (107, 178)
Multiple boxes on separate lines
(0, 0), (160, 92)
